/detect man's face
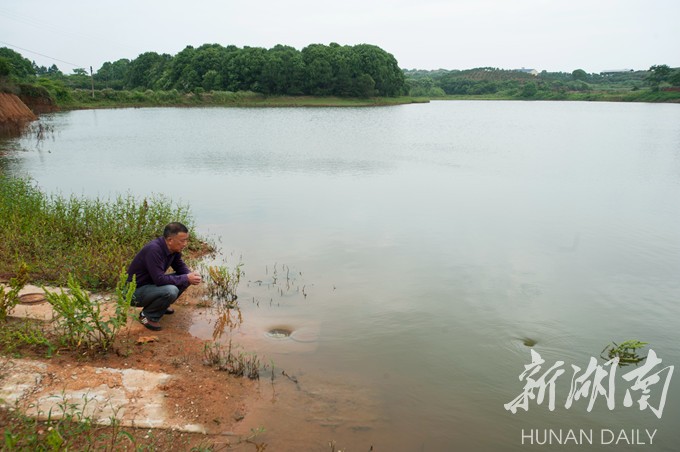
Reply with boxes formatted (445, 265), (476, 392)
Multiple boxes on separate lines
(166, 232), (189, 253)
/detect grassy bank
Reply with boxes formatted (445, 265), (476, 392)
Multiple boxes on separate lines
(53, 88), (680, 110)
(0, 175), (202, 290)
(54, 88), (428, 110)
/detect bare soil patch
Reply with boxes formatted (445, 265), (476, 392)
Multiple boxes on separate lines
(0, 286), (267, 450)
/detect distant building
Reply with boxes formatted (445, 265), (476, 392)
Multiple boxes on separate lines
(514, 67), (539, 76)
(600, 69), (635, 74)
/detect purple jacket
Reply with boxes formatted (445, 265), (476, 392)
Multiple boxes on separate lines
(127, 237), (191, 289)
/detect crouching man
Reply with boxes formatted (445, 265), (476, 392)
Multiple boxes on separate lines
(127, 222), (202, 331)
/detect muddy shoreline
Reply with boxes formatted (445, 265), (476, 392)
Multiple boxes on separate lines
(0, 283), (269, 450)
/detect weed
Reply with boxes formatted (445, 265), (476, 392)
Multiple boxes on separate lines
(0, 262), (29, 322)
(211, 307), (243, 341)
(200, 261), (243, 307)
(44, 270), (135, 353)
(1, 393), (136, 451)
(0, 319), (55, 357)
(203, 340), (267, 380)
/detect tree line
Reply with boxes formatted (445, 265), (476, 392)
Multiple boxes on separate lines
(21, 43), (405, 98)
(3, 44), (679, 104)
(404, 66), (680, 98)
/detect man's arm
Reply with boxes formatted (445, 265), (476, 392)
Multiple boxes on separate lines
(144, 247), (189, 287)
(172, 254), (192, 276)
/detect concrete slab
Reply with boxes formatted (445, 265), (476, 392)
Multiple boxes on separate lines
(0, 359), (47, 406)
(0, 359), (206, 433)
(4, 284), (58, 321)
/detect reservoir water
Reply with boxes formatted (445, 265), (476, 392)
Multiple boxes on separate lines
(2, 101), (680, 450)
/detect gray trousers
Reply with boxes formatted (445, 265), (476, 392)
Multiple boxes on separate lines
(132, 284), (185, 322)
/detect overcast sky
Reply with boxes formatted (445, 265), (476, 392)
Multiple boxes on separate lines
(2, 0), (678, 75)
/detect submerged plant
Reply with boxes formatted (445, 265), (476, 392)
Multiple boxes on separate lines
(200, 260), (243, 306)
(601, 340), (648, 367)
(211, 307), (243, 341)
(203, 339), (266, 380)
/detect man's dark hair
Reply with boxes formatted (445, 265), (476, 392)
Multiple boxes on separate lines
(163, 222), (189, 238)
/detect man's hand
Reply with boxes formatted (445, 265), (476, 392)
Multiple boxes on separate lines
(187, 272), (202, 285)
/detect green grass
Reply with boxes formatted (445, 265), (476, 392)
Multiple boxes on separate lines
(56, 89), (427, 109)
(0, 175), (202, 290)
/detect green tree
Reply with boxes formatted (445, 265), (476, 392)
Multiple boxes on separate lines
(352, 44), (404, 96)
(646, 64), (671, 91)
(202, 69), (222, 91)
(572, 69), (587, 81)
(95, 59), (130, 89)
(0, 57), (11, 77)
(353, 73), (376, 97)
(301, 44), (334, 95)
(259, 45), (305, 95)
(177, 66), (200, 91)
(47, 64), (63, 77)
(520, 81), (538, 97)
(329, 43), (356, 97)
(166, 46), (197, 91)
(407, 77), (443, 96)
(0, 47), (35, 80)
(191, 44), (227, 90)
(125, 52), (169, 89)
(66, 68), (91, 89)
(225, 46), (267, 92)
(669, 69), (680, 87)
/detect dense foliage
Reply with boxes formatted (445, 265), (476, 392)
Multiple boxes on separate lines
(1, 44), (679, 104)
(403, 66), (680, 100)
(28, 43), (406, 97)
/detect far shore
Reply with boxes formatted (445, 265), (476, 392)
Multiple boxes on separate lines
(53, 91), (680, 112)
(55, 94), (430, 111)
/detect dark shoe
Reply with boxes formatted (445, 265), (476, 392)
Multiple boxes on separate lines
(139, 312), (162, 331)
(165, 307), (175, 315)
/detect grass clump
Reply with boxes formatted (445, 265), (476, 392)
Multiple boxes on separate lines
(203, 340), (266, 380)
(0, 175), (202, 290)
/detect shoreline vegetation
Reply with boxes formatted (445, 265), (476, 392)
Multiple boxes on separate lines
(43, 87), (680, 111)
(15, 85), (680, 114)
(59, 90), (430, 110)
(1, 44), (679, 118)
(0, 175), (205, 289)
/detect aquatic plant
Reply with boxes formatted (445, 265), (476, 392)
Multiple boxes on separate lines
(211, 306), (243, 341)
(199, 260), (243, 307)
(601, 340), (648, 367)
(202, 339), (267, 380)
